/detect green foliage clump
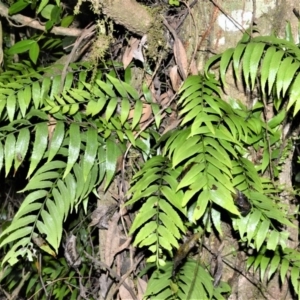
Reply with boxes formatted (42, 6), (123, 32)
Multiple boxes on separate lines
(127, 73), (294, 299)
(0, 53), (159, 297)
(1, 6), (300, 297)
(127, 27), (300, 298)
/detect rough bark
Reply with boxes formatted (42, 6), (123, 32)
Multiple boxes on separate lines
(101, 0), (154, 36)
(0, 2), (83, 36)
(0, 0), (155, 38)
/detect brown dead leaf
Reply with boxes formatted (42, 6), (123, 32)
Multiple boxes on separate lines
(116, 153), (124, 173)
(123, 37), (140, 69)
(128, 103), (152, 124)
(159, 89), (174, 107)
(132, 35), (146, 64)
(119, 278), (135, 300)
(162, 116), (181, 134)
(169, 65), (181, 91)
(137, 278), (147, 300)
(144, 74), (158, 103)
(105, 212), (120, 267)
(173, 37), (188, 79)
(159, 92), (169, 106)
(140, 103), (152, 123)
(47, 115), (56, 144)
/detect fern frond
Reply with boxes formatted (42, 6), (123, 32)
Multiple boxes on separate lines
(163, 72), (295, 255)
(127, 156), (186, 266)
(143, 259), (222, 300)
(205, 35), (300, 115)
(164, 75), (242, 222)
(247, 245), (300, 296)
(0, 157), (101, 265)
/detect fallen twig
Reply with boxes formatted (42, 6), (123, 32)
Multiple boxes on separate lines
(0, 2), (84, 36)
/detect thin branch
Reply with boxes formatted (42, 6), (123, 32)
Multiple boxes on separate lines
(84, 251), (138, 300)
(209, 0), (247, 34)
(0, 2), (83, 36)
(11, 269), (31, 300)
(109, 255), (144, 299)
(38, 253), (48, 297)
(59, 23), (95, 92)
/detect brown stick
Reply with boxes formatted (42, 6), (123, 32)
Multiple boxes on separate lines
(59, 24), (95, 92)
(0, 2), (83, 36)
(84, 251), (138, 300)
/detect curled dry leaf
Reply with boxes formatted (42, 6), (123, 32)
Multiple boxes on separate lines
(123, 37), (140, 69)
(169, 65), (181, 91)
(47, 115), (57, 143)
(132, 34), (147, 63)
(159, 89), (174, 107)
(173, 36), (188, 79)
(137, 278), (147, 300)
(128, 103), (152, 124)
(119, 278), (135, 300)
